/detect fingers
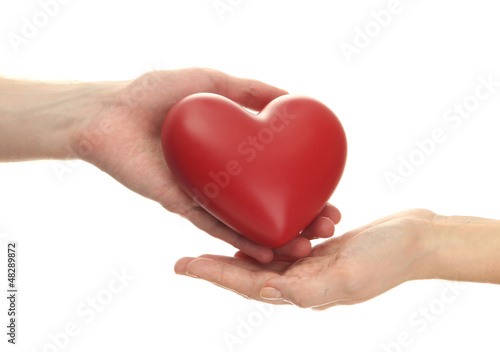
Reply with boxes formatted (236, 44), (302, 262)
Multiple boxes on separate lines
(260, 276), (311, 306)
(300, 217), (335, 240)
(160, 185), (275, 263)
(200, 254), (291, 272)
(272, 204), (341, 258)
(272, 236), (311, 258)
(174, 256), (197, 276)
(181, 258), (289, 304)
(234, 250), (252, 259)
(261, 275), (346, 308)
(320, 203), (342, 224)
(176, 255), (291, 276)
(184, 203), (340, 262)
(151, 68), (287, 115)
(176, 256), (348, 309)
(179, 205), (274, 264)
(300, 204), (340, 240)
(175, 255), (292, 304)
(191, 68), (288, 111)
(223, 74), (289, 111)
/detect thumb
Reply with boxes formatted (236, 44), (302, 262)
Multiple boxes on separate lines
(166, 67), (288, 111)
(259, 276), (318, 308)
(218, 71), (289, 111)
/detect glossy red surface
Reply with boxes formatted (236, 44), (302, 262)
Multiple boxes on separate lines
(162, 93), (347, 248)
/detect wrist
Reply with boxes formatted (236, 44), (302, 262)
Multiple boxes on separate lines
(0, 78), (120, 161)
(418, 213), (500, 283)
(404, 211), (440, 282)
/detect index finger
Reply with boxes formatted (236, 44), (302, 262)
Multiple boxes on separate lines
(185, 258), (290, 305)
(198, 68), (289, 111)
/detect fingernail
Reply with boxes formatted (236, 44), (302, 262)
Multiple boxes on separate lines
(260, 287), (282, 300)
(185, 271), (199, 279)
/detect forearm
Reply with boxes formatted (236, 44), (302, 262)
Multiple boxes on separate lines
(423, 214), (500, 284)
(0, 77), (113, 161)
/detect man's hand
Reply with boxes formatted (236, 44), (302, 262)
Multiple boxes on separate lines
(67, 68), (340, 262)
(0, 68), (340, 262)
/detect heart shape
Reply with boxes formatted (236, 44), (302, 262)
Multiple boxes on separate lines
(161, 93), (347, 248)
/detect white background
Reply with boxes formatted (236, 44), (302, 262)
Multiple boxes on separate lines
(1, 0), (500, 351)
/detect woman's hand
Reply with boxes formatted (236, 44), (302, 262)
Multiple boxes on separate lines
(175, 209), (438, 309)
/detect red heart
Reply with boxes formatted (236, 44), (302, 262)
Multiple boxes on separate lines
(161, 93), (347, 248)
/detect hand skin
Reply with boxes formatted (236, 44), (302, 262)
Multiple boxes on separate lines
(0, 68), (341, 263)
(175, 209), (500, 310)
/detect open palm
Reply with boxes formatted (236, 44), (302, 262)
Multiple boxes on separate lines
(175, 209), (434, 308)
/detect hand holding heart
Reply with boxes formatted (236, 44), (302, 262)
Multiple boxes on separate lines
(72, 68), (341, 262)
(162, 93), (346, 248)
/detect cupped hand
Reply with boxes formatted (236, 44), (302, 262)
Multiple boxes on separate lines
(71, 68), (340, 263)
(175, 209), (436, 309)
